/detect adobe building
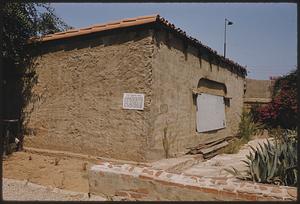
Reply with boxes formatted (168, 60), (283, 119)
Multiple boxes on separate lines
(24, 14), (247, 162)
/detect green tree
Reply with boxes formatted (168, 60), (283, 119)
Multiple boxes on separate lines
(2, 2), (71, 64)
(0, 2), (71, 151)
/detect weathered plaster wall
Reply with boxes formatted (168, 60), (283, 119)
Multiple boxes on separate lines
(23, 29), (154, 161)
(24, 27), (246, 162)
(146, 30), (245, 161)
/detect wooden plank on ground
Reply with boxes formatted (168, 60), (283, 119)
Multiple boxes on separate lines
(200, 141), (229, 155)
(203, 151), (218, 159)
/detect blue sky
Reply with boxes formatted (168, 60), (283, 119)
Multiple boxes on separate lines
(51, 3), (297, 80)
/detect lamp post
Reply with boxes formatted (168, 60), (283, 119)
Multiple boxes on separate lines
(224, 18), (233, 58)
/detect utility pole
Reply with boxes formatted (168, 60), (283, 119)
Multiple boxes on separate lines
(224, 18), (233, 58)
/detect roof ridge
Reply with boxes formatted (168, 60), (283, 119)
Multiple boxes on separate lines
(29, 14), (159, 42)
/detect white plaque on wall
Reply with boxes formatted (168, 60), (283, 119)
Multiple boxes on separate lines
(123, 93), (144, 110)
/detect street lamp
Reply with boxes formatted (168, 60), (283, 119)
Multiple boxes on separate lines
(224, 18), (233, 58)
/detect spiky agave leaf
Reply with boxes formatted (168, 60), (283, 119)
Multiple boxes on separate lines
(241, 159), (250, 167)
(232, 129), (297, 186)
(222, 168), (237, 176)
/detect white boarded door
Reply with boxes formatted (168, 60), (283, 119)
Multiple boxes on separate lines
(196, 93), (226, 132)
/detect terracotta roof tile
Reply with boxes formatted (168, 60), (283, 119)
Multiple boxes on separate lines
(30, 14), (157, 43)
(65, 29), (78, 34)
(90, 24), (106, 28)
(30, 14), (247, 75)
(122, 18), (138, 22)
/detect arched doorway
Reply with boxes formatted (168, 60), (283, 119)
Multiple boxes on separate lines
(194, 78), (228, 133)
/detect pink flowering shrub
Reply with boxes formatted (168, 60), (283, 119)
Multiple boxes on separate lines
(251, 70), (297, 129)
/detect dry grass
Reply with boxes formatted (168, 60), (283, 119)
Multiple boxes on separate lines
(220, 110), (264, 154)
(219, 138), (248, 154)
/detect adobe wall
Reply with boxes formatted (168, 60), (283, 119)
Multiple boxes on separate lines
(23, 26), (246, 162)
(243, 78), (273, 110)
(244, 78), (273, 99)
(23, 29), (155, 161)
(146, 29), (245, 161)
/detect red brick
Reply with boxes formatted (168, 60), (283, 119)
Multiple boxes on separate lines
(121, 174), (131, 180)
(155, 179), (185, 188)
(139, 174), (153, 180)
(287, 188), (297, 198)
(258, 186), (268, 191)
(98, 171), (105, 176)
(259, 183), (273, 188)
(216, 180), (227, 185)
(97, 161), (105, 165)
(185, 185), (202, 191)
(271, 187), (282, 194)
(271, 195), (285, 200)
(223, 186), (235, 192)
(166, 173), (173, 178)
(237, 189), (258, 194)
(240, 182), (246, 188)
(138, 188), (149, 194)
(201, 188), (219, 195)
(115, 191), (129, 197)
(219, 190), (237, 199)
(154, 170), (164, 177)
(211, 177), (227, 180)
(198, 179), (208, 183)
(191, 176), (198, 182)
(284, 197), (295, 201)
(237, 192), (257, 201)
(130, 188), (149, 194)
(257, 195), (281, 201)
(142, 169), (154, 176)
(129, 192), (145, 199)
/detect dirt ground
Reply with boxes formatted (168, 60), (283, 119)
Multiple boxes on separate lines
(2, 151), (98, 193)
(2, 136), (270, 196)
(3, 178), (106, 201)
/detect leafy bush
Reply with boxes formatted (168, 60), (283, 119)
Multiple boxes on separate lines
(252, 70), (297, 129)
(225, 129), (297, 186)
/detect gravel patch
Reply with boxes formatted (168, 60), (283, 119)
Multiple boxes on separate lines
(3, 178), (106, 201)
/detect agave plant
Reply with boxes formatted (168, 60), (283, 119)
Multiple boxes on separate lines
(224, 129), (297, 186)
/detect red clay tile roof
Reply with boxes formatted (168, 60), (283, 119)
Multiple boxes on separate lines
(31, 14), (158, 43)
(31, 14), (247, 76)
